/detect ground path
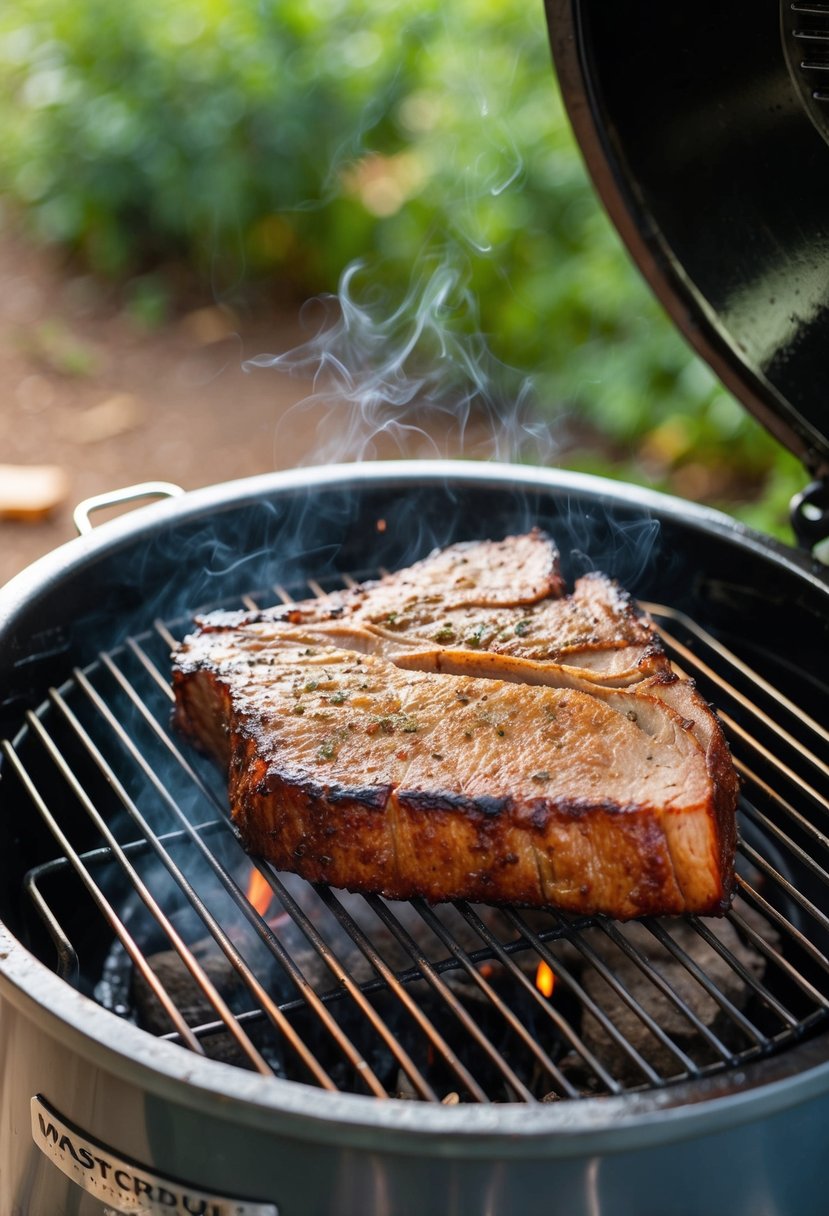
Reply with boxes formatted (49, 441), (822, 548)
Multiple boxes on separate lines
(0, 228), (488, 587)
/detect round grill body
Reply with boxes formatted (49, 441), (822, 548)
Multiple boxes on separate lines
(0, 462), (828, 1215)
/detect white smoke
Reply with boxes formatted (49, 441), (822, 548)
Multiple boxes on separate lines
(244, 253), (558, 468)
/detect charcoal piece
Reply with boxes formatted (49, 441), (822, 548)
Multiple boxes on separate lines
(574, 910), (778, 1084)
(132, 939), (275, 1067)
(393, 1068), (421, 1101)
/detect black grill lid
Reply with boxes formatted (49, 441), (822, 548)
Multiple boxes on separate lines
(546, 0), (829, 488)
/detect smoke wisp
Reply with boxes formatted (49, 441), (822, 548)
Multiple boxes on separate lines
(245, 254), (558, 469)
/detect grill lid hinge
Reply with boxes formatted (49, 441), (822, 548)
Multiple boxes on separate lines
(791, 478), (829, 564)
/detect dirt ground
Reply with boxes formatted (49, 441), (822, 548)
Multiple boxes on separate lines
(0, 226), (486, 589)
(0, 230), (302, 586)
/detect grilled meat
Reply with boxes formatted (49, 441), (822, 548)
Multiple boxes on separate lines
(172, 534), (738, 919)
(214, 534), (669, 691)
(276, 528), (566, 627)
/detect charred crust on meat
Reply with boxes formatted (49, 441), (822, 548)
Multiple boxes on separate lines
(255, 771), (393, 813)
(194, 609), (263, 632)
(397, 789), (511, 818)
(325, 782), (392, 810)
(646, 669), (678, 687)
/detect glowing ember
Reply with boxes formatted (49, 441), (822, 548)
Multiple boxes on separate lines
(535, 960), (555, 998)
(246, 867), (273, 917)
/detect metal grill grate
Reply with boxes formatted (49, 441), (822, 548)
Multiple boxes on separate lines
(3, 572), (828, 1104)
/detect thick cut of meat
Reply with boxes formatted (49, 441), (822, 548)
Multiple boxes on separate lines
(173, 534), (739, 919)
(173, 636), (735, 917)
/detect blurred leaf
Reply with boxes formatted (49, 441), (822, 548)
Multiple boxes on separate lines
(124, 273), (170, 329)
(24, 319), (98, 376)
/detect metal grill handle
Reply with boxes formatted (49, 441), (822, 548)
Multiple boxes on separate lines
(73, 482), (185, 536)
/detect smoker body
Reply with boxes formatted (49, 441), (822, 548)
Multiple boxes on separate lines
(3, 952), (829, 1216)
(0, 463), (828, 1215)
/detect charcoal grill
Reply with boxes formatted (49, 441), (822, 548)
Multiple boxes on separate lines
(2, 3), (829, 1215)
(0, 462), (827, 1215)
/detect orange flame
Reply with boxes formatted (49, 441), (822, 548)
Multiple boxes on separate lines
(246, 868), (273, 917)
(535, 960), (555, 998)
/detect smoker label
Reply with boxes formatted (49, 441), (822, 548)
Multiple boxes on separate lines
(31, 1096), (278, 1216)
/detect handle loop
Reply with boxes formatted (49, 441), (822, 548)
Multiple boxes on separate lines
(73, 482), (185, 536)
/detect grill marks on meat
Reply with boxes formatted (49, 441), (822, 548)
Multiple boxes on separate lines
(172, 533), (739, 919)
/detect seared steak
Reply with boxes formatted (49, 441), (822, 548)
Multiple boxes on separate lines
(215, 533), (669, 691)
(172, 533), (738, 919)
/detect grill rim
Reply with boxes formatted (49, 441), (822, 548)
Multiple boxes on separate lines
(2, 459), (829, 1151)
(1, 459), (827, 623)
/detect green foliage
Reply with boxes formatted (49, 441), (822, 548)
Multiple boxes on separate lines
(24, 318), (99, 376)
(0, 0), (804, 537)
